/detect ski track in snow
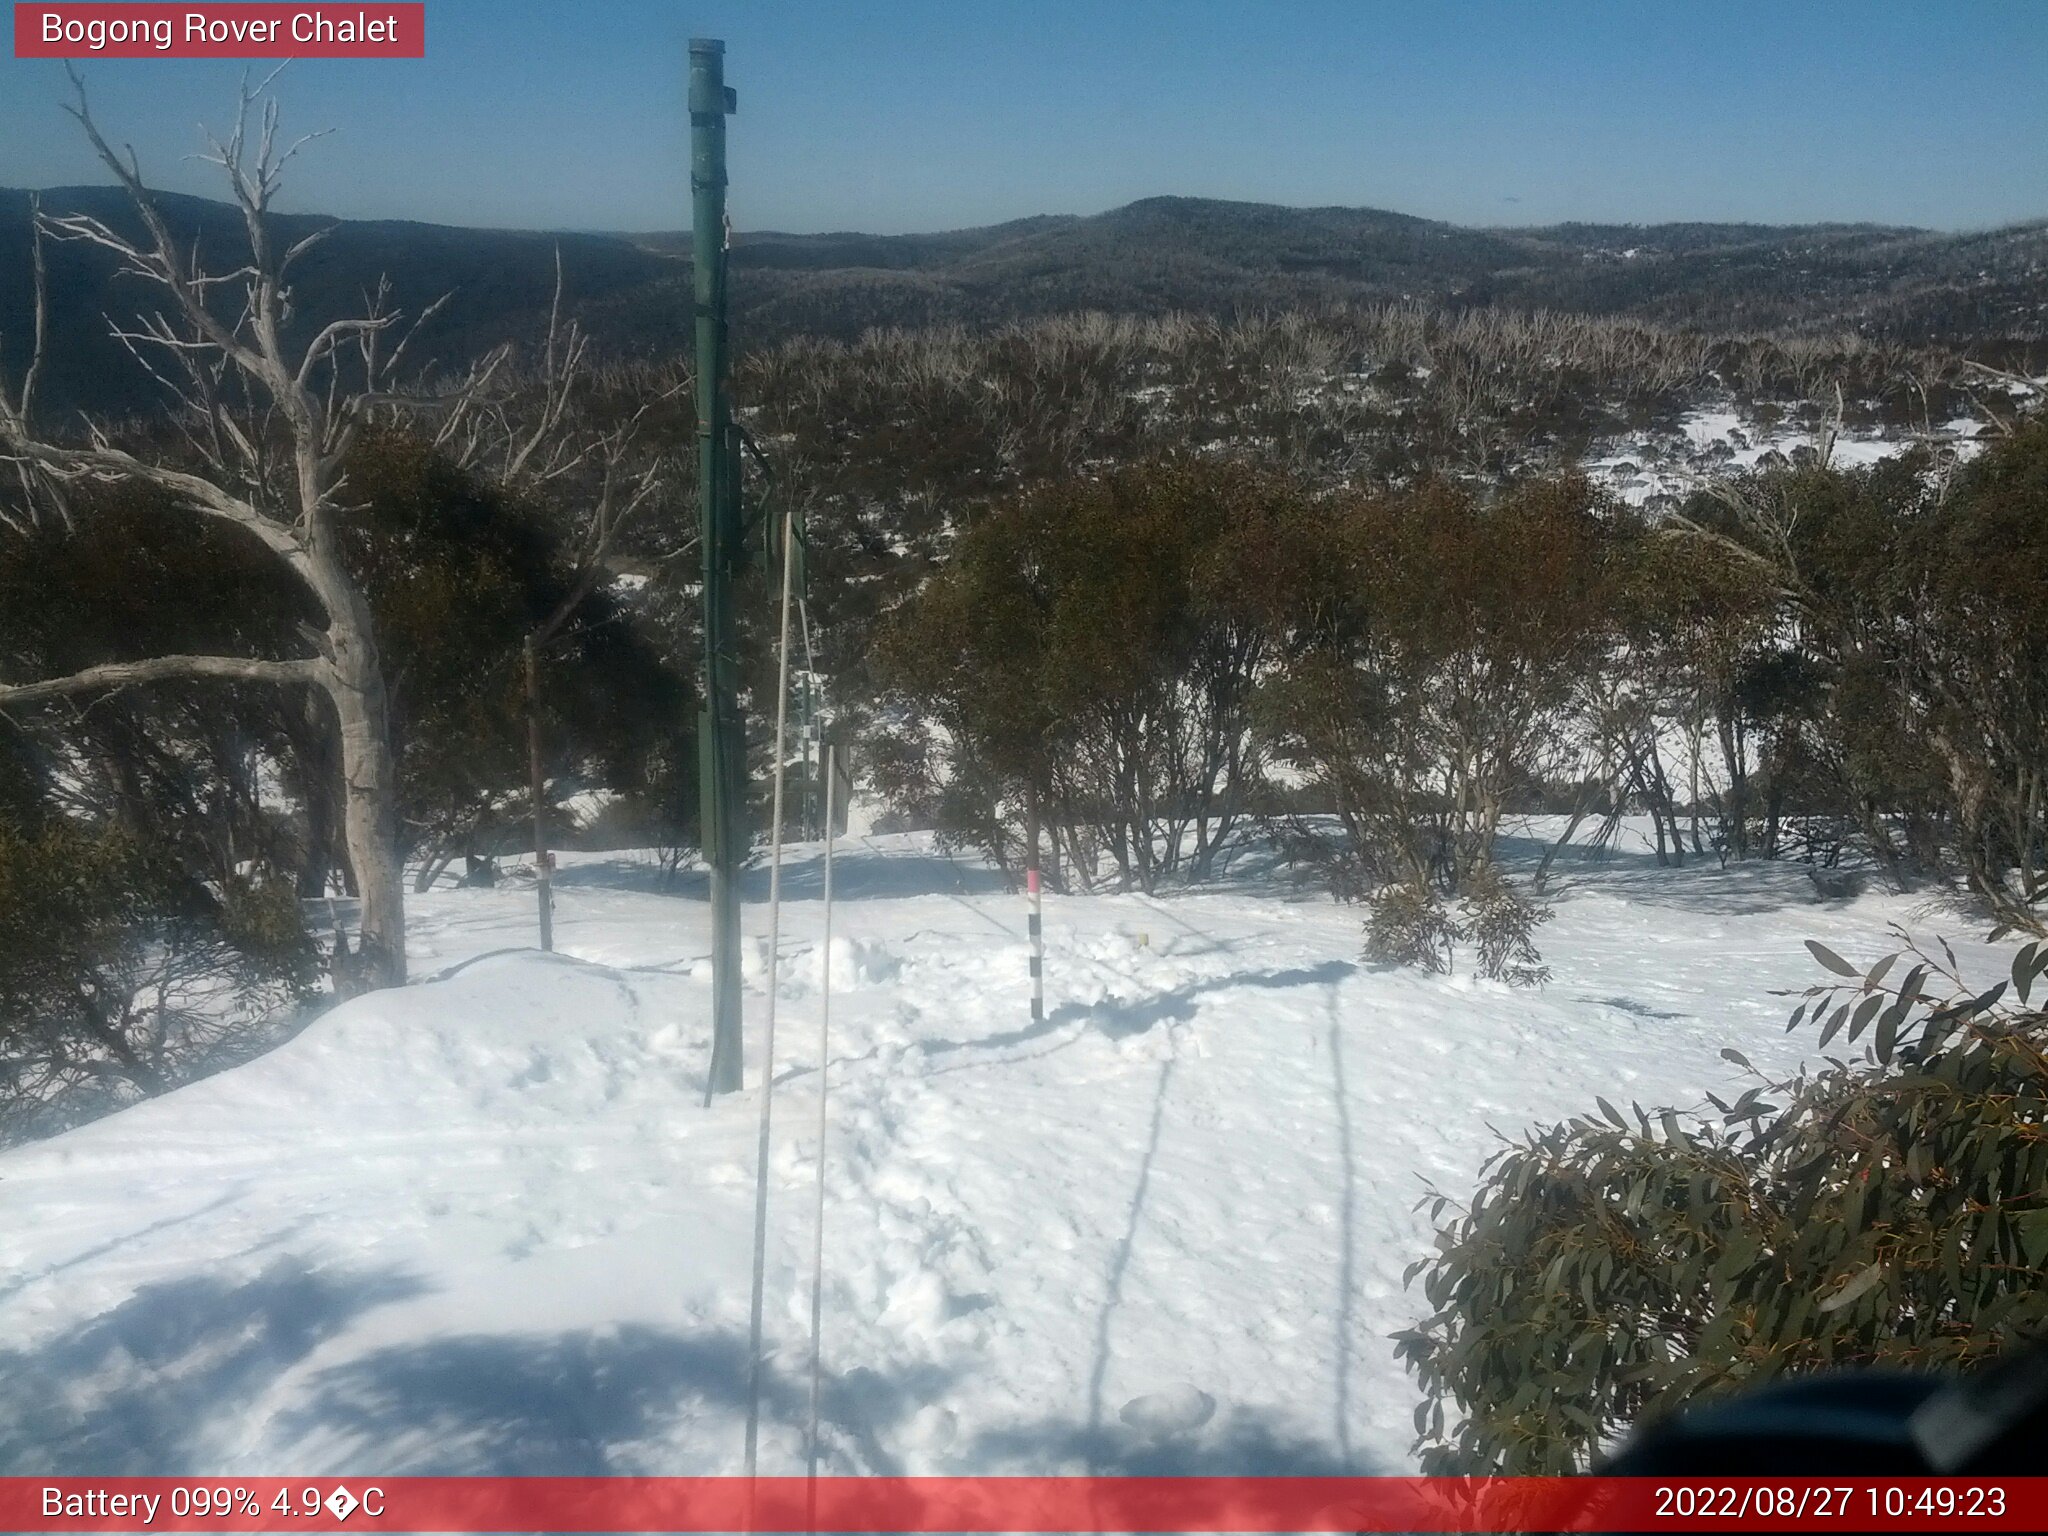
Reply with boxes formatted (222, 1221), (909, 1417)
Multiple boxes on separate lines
(0, 824), (2008, 1476)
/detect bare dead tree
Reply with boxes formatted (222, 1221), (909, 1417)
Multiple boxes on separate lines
(522, 432), (674, 947)
(1959, 358), (2046, 439)
(0, 70), (490, 996)
(420, 255), (683, 942)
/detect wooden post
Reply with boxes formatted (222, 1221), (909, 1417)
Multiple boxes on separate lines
(525, 633), (553, 952)
(1026, 784), (1044, 1026)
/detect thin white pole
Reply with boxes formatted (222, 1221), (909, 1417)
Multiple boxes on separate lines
(806, 742), (838, 1516)
(744, 501), (798, 1488)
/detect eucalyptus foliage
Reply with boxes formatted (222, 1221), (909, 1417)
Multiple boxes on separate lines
(1395, 932), (2048, 1472)
(0, 819), (317, 1143)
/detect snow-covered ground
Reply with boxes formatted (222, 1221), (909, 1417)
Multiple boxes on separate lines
(1584, 404), (1987, 510)
(0, 825), (2008, 1477)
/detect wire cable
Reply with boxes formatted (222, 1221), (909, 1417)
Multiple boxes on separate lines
(743, 499), (799, 1491)
(805, 741), (838, 1520)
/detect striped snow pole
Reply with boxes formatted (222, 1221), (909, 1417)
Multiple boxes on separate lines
(1028, 864), (1044, 1024)
(1026, 790), (1044, 1024)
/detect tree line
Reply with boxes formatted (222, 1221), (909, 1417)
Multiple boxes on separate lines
(868, 417), (2047, 964)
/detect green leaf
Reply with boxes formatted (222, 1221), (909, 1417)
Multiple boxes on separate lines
(1817, 1262), (1885, 1313)
(1977, 1208), (2002, 1265)
(1720, 1047), (1753, 1071)
(1806, 940), (1860, 977)
(2017, 1210), (2048, 1270)
(1898, 964), (1929, 1003)
(1819, 1003), (1849, 1048)
(1865, 952), (1898, 991)
(1879, 993), (1916, 1048)
(1846, 1172), (1871, 1234)
(1875, 1005), (1900, 1065)
(1596, 1096), (1627, 1128)
(1942, 1221), (1967, 1299)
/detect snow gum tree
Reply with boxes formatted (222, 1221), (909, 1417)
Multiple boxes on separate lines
(870, 459), (1312, 892)
(1668, 416), (2048, 929)
(1260, 473), (1624, 975)
(0, 76), (494, 994)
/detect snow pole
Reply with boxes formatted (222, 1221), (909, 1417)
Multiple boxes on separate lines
(799, 674), (816, 842)
(744, 495), (799, 1490)
(524, 634), (553, 952)
(805, 740), (838, 1512)
(1026, 786), (1044, 1025)
(692, 37), (746, 1099)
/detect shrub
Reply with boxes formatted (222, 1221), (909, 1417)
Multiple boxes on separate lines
(0, 818), (318, 1143)
(1362, 870), (1552, 985)
(1365, 884), (1458, 973)
(1394, 932), (2048, 1472)
(1461, 867), (1553, 987)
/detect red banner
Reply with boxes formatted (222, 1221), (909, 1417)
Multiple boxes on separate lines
(4, 1476), (2046, 1532)
(13, 4), (424, 58)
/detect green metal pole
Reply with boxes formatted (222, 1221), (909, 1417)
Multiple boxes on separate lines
(692, 38), (745, 1097)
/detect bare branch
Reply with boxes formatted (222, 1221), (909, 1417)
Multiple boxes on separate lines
(56, 72), (272, 381)
(1961, 358), (2045, 397)
(297, 314), (397, 393)
(0, 433), (314, 575)
(0, 653), (322, 709)
(18, 192), (49, 425)
(280, 222), (334, 276)
(533, 449), (671, 647)
(501, 248), (588, 482)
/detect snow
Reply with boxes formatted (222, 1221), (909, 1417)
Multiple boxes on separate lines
(1583, 404), (1985, 510)
(0, 825), (2008, 1477)
(555, 786), (620, 829)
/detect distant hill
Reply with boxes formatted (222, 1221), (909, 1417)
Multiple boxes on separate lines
(0, 186), (673, 419)
(5, 187), (2044, 418)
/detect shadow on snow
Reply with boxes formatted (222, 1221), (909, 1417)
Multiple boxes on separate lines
(0, 1258), (959, 1476)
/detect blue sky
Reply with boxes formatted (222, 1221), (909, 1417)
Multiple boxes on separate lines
(3, 0), (2044, 234)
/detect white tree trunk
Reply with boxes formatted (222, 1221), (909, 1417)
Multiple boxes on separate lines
(328, 623), (407, 994)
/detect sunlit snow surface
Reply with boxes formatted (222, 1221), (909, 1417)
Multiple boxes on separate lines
(0, 826), (2008, 1476)
(1584, 405), (1987, 510)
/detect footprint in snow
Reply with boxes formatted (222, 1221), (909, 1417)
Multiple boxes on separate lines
(1119, 1385), (1216, 1438)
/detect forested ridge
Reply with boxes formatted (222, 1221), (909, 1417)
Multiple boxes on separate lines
(5, 186), (2044, 418)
